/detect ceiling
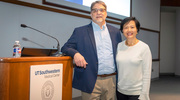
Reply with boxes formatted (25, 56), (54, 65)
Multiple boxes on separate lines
(161, 0), (180, 7)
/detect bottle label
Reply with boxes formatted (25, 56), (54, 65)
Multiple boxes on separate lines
(13, 47), (21, 57)
(13, 48), (21, 53)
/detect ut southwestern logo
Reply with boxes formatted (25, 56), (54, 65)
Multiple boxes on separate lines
(41, 80), (54, 100)
(35, 69), (60, 75)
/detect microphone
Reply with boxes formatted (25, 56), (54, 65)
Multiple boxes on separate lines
(20, 24), (63, 56)
(22, 37), (45, 48)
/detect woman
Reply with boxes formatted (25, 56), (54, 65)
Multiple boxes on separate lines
(116, 17), (152, 100)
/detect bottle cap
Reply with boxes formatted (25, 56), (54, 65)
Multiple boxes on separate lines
(15, 41), (19, 44)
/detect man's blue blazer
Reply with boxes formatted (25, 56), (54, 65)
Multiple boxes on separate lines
(61, 22), (122, 93)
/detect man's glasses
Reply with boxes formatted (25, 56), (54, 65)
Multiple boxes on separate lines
(91, 9), (106, 13)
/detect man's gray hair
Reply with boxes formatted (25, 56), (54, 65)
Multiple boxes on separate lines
(90, 0), (107, 12)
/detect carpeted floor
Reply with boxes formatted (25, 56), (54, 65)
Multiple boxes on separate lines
(72, 75), (180, 100)
(149, 75), (180, 100)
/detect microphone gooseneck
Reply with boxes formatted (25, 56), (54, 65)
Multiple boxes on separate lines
(20, 24), (62, 57)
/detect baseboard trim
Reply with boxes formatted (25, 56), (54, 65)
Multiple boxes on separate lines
(175, 75), (180, 77)
(151, 77), (159, 81)
(159, 73), (175, 76)
(159, 73), (180, 78)
(72, 96), (81, 100)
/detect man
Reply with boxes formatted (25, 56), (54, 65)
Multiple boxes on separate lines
(61, 1), (122, 99)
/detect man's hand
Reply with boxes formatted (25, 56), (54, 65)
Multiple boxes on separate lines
(74, 53), (88, 68)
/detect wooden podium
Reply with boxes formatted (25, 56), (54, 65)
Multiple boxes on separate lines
(0, 56), (73, 100)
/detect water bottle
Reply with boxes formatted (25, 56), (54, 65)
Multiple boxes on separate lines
(13, 41), (21, 58)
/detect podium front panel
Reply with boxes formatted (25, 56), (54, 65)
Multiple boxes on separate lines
(0, 56), (73, 100)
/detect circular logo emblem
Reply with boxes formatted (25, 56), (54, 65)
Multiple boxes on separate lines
(41, 80), (54, 100)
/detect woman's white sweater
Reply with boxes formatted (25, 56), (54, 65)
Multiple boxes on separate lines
(116, 40), (152, 100)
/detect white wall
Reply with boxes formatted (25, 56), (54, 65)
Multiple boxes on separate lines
(160, 7), (180, 76)
(132, 0), (160, 30)
(132, 0), (160, 79)
(175, 9), (180, 75)
(151, 62), (160, 79)
(0, 2), (91, 57)
(160, 12), (176, 74)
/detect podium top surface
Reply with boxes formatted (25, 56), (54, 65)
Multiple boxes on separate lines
(0, 56), (72, 63)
